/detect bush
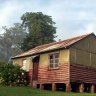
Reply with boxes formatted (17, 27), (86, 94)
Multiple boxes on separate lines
(0, 63), (28, 86)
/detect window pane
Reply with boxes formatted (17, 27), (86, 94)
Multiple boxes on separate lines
(55, 53), (59, 58)
(50, 64), (53, 68)
(50, 55), (53, 59)
(50, 59), (54, 63)
(55, 59), (59, 63)
(55, 64), (58, 67)
(49, 53), (59, 69)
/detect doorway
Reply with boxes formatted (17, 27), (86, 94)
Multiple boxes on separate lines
(32, 56), (39, 80)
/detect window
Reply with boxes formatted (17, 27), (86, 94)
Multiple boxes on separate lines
(22, 59), (29, 71)
(49, 53), (59, 69)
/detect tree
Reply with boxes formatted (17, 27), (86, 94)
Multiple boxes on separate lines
(21, 12), (56, 51)
(0, 23), (26, 62)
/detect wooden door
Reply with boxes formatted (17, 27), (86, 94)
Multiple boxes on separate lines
(33, 62), (39, 80)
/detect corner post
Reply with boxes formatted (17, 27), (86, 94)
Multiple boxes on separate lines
(79, 83), (84, 93)
(52, 83), (56, 92)
(90, 84), (95, 93)
(66, 83), (71, 92)
(40, 84), (44, 90)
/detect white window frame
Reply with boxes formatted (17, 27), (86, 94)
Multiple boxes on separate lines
(22, 59), (29, 72)
(49, 53), (59, 69)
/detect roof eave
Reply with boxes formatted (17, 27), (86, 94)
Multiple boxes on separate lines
(12, 46), (69, 59)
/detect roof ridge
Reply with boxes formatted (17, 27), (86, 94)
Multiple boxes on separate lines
(32, 33), (92, 49)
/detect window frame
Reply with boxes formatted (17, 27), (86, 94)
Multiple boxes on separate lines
(22, 59), (26, 66)
(49, 52), (59, 69)
(22, 59), (28, 71)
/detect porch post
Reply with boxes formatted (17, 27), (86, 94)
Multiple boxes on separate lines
(90, 84), (95, 93)
(79, 83), (84, 93)
(66, 83), (71, 92)
(40, 84), (44, 90)
(52, 83), (56, 92)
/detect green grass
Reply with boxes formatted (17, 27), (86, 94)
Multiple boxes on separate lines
(0, 86), (95, 96)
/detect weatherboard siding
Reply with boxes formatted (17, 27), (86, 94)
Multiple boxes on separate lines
(37, 63), (70, 84)
(37, 49), (70, 84)
(70, 64), (96, 84)
(27, 69), (33, 85)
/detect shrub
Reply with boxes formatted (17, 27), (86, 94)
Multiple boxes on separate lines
(0, 63), (28, 86)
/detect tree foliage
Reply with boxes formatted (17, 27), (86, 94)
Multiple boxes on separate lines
(0, 63), (28, 86)
(0, 23), (26, 62)
(21, 12), (56, 51)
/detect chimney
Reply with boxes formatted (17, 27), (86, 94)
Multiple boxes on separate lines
(59, 39), (61, 41)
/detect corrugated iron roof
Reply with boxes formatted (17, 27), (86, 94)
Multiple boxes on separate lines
(12, 33), (94, 59)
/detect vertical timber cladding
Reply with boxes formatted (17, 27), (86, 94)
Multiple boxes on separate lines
(70, 34), (96, 83)
(38, 49), (70, 84)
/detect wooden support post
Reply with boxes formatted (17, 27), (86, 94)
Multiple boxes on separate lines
(66, 83), (71, 93)
(90, 84), (95, 93)
(40, 84), (43, 90)
(79, 83), (84, 93)
(52, 83), (56, 92)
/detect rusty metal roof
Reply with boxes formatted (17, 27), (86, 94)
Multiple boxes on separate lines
(12, 33), (94, 59)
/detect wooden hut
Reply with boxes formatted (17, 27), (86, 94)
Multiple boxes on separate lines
(12, 33), (96, 93)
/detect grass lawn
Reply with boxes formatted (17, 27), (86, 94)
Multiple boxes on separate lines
(0, 86), (96, 96)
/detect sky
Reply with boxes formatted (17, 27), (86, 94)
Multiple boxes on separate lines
(0, 0), (96, 40)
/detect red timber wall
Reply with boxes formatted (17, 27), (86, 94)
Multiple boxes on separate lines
(70, 64), (96, 84)
(27, 69), (33, 85)
(36, 49), (70, 84)
(37, 63), (70, 84)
